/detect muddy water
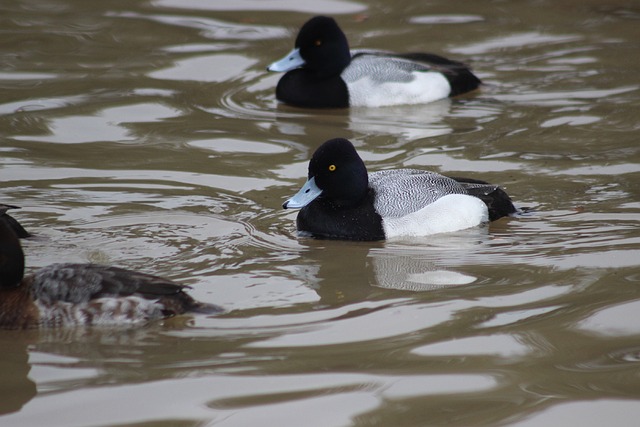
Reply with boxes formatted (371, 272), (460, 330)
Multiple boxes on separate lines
(1, 0), (639, 426)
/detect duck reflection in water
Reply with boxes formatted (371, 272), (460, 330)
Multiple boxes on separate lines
(290, 233), (484, 308)
(0, 333), (36, 415)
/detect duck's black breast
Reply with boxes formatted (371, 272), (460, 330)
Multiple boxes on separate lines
(276, 69), (350, 108)
(296, 190), (384, 240)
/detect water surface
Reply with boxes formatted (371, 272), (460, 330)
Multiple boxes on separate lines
(1, 0), (639, 426)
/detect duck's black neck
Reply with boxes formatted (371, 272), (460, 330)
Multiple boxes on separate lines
(297, 190), (385, 241)
(0, 221), (25, 288)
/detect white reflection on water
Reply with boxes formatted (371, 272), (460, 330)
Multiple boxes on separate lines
(540, 115), (601, 127)
(381, 374), (497, 398)
(246, 300), (467, 347)
(493, 85), (639, 105)
(577, 299), (640, 336)
(0, 72), (58, 80)
(111, 12), (290, 40)
(412, 334), (530, 358)
(409, 15), (484, 25)
(510, 400), (640, 427)
(149, 54), (258, 82)
(189, 138), (289, 154)
(348, 100), (453, 143)
(189, 272), (321, 312)
(151, 0), (367, 14)
(451, 32), (582, 55)
(12, 103), (182, 144)
(478, 306), (563, 329)
(0, 96), (88, 115)
(406, 152), (524, 173)
(0, 370), (498, 427)
(28, 352), (98, 385)
(0, 166), (286, 193)
(368, 236), (483, 291)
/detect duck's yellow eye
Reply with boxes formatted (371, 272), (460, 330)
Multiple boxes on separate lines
(314, 39), (322, 47)
(328, 164), (336, 172)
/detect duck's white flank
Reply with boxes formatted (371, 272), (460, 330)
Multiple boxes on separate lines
(341, 54), (452, 107)
(346, 72), (451, 107)
(381, 194), (488, 238)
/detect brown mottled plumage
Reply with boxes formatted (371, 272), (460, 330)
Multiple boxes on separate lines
(0, 220), (222, 329)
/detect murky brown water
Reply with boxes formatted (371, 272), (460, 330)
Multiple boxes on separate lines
(2, 0), (640, 425)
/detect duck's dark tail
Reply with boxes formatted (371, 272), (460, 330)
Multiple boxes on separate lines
(160, 295), (225, 317)
(397, 52), (482, 96)
(450, 177), (517, 221)
(443, 66), (482, 97)
(98, 269), (225, 317)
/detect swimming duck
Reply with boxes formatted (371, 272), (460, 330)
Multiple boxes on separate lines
(267, 16), (481, 108)
(283, 138), (516, 240)
(0, 204), (30, 238)
(0, 221), (222, 329)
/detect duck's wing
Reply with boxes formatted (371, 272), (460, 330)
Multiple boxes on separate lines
(29, 264), (221, 315)
(370, 170), (467, 218)
(450, 177), (517, 221)
(348, 50), (481, 96)
(344, 52), (433, 84)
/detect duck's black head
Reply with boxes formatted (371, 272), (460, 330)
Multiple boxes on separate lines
(308, 138), (369, 208)
(296, 16), (351, 78)
(0, 220), (25, 288)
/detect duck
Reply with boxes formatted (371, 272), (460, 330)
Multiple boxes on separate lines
(0, 220), (222, 329)
(282, 138), (516, 240)
(0, 204), (30, 238)
(267, 16), (481, 108)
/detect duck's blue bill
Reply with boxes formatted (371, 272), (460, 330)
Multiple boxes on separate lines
(267, 48), (306, 72)
(283, 176), (322, 209)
